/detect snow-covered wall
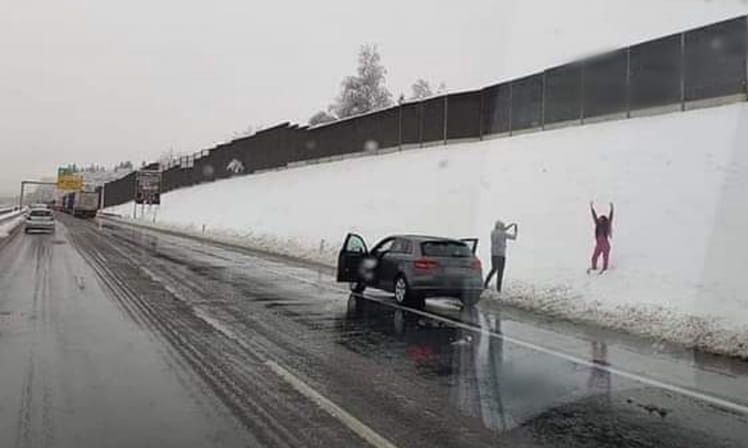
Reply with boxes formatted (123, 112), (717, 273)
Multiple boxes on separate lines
(109, 103), (748, 351)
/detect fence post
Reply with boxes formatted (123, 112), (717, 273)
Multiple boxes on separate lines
(625, 47), (631, 118)
(541, 71), (547, 130)
(398, 102), (403, 150)
(419, 101), (424, 148)
(479, 90), (484, 140)
(580, 63), (586, 125)
(443, 95), (448, 145)
(18, 181), (25, 209)
(508, 83), (514, 136)
(133, 172), (138, 219)
(680, 32), (686, 111)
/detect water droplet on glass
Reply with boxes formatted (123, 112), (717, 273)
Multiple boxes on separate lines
(364, 140), (379, 152)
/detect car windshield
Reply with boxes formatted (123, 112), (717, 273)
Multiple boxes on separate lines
(30, 210), (51, 217)
(421, 241), (472, 257)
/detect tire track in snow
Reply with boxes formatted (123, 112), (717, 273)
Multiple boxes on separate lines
(67, 222), (368, 448)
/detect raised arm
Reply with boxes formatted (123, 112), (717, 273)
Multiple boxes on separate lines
(590, 202), (598, 222)
(609, 203), (614, 224)
(506, 223), (518, 240)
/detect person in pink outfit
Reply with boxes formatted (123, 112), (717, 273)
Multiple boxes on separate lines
(588, 202), (614, 273)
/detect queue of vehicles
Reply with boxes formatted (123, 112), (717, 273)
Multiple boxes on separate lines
(23, 191), (100, 234)
(60, 191), (100, 218)
(23, 191), (479, 308)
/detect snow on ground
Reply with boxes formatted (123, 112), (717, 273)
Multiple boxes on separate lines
(0, 211), (25, 239)
(108, 103), (748, 358)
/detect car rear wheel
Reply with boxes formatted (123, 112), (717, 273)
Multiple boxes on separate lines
(349, 282), (366, 293)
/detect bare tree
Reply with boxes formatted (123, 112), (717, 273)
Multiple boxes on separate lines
(330, 44), (393, 118)
(409, 79), (447, 100)
(308, 110), (337, 126)
(157, 149), (184, 169)
(410, 79), (434, 100)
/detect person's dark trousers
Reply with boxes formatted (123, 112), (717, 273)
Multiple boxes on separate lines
(484, 255), (507, 292)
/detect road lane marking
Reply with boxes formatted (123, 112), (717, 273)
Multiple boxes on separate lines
(255, 264), (748, 416)
(101, 219), (748, 416)
(264, 360), (399, 448)
(359, 296), (748, 416)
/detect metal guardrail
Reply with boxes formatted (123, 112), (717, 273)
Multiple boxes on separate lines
(0, 209), (25, 225)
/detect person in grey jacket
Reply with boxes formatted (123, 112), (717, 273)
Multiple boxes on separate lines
(484, 220), (518, 292)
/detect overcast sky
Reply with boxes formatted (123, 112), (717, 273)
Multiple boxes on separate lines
(1, 0), (746, 197)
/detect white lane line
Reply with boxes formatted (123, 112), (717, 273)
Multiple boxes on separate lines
(264, 360), (399, 448)
(255, 264), (748, 416)
(366, 297), (748, 415)
(105, 220), (748, 416)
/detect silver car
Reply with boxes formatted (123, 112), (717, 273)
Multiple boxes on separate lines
(25, 208), (56, 233)
(337, 233), (483, 306)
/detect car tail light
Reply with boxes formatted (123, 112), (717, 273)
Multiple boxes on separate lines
(471, 259), (482, 271)
(414, 259), (439, 272)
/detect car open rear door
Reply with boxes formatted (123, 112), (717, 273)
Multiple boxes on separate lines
(460, 238), (478, 254)
(337, 233), (368, 282)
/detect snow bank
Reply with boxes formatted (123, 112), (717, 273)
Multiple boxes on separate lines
(108, 103), (748, 357)
(0, 211), (25, 239)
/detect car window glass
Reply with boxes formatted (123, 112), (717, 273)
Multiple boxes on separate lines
(372, 238), (394, 254)
(391, 239), (412, 254)
(390, 239), (404, 253)
(421, 241), (472, 257)
(345, 235), (366, 253)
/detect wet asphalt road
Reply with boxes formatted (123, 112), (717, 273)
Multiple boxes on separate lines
(1, 214), (747, 447)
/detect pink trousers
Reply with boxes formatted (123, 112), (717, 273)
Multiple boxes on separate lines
(591, 238), (611, 270)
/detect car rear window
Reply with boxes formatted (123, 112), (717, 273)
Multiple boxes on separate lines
(30, 210), (52, 217)
(420, 241), (472, 257)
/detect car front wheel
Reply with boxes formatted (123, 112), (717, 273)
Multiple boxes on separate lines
(394, 275), (410, 305)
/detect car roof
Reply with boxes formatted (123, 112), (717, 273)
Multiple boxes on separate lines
(391, 234), (468, 244)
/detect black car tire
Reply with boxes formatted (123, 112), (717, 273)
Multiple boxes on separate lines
(394, 274), (412, 305)
(349, 282), (366, 293)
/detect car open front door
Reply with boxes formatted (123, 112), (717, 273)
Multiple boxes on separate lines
(460, 238), (478, 254)
(337, 233), (368, 282)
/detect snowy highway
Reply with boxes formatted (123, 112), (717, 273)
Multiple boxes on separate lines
(1, 214), (747, 447)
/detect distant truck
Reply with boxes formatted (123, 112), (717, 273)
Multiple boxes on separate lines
(62, 191), (99, 218)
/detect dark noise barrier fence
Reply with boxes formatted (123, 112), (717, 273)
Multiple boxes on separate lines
(102, 16), (748, 208)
